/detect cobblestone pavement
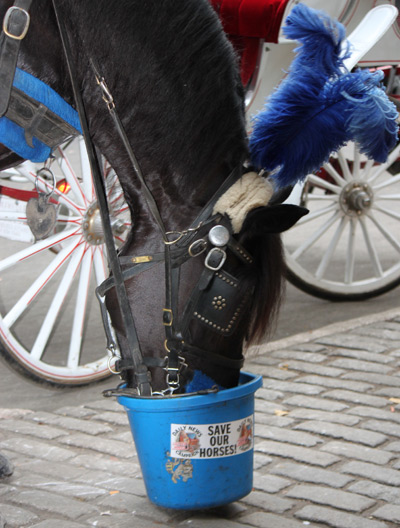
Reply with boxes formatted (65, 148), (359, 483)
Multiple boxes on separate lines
(1, 313), (400, 527)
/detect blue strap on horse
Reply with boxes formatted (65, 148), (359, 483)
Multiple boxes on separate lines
(0, 67), (82, 162)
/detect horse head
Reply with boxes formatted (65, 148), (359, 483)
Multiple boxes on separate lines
(1, 0), (306, 394)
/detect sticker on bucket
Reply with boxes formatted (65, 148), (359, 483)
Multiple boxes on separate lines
(170, 415), (254, 459)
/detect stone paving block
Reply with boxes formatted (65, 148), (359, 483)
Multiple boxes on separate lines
(238, 511), (320, 528)
(255, 440), (339, 467)
(30, 521), (87, 528)
(329, 358), (393, 374)
(253, 454), (273, 469)
(341, 461), (400, 486)
(348, 406), (400, 424)
(0, 419), (64, 440)
(374, 387), (400, 398)
(270, 349), (327, 362)
(348, 480), (400, 505)
(90, 411), (130, 426)
(113, 431), (134, 443)
(1, 437), (74, 462)
(289, 408), (360, 426)
(239, 490), (294, 513)
(0, 409), (32, 420)
(383, 441), (400, 453)
(256, 424), (323, 447)
(320, 440), (395, 465)
(179, 519), (248, 528)
(341, 372), (400, 387)
(7, 489), (99, 520)
(285, 484), (376, 512)
(27, 411), (114, 435)
(316, 334), (386, 353)
(256, 388), (285, 401)
(297, 375), (374, 392)
(54, 406), (97, 418)
(70, 453), (140, 476)
(254, 400), (288, 415)
(280, 360), (345, 377)
(0, 502), (39, 527)
(295, 504), (388, 528)
(293, 421), (387, 447)
(256, 414), (295, 427)
(253, 472), (291, 493)
(283, 394), (349, 411)
(326, 348), (395, 364)
(247, 356), (282, 366)
(321, 390), (389, 408)
(269, 461), (354, 488)
(371, 504), (400, 523)
(262, 379), (324, 395)
(247, 365), (297, 380)
(361, 419), (400, 438)
(57, 432), (135, 458)
(354, 325), (400, 341)
(84, 399), (122, 412)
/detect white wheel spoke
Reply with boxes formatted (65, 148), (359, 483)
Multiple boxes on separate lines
(30, 244), (86, 361)
(376, 194), (400, 200)
(306, 194), (339, 201)
(337, 150), (352, 182)
(0, 227), (80, 273)
(67, 247), (93, 368)
(359, 217), (383, 277)
(291, 211), (341, 260)
(294, 204), (337, 226)
(367, 211), (400, 254)
(352, 145), (361, 179)
(93, 246), (108, 286)
(360, 159), (375, 181)
(321, 163), (346, 187)
(374, 204), (400, 221)
(3, 238), (82, 328)
(373, 173), (400, 192)
(345, 218), (357, 284)
(56, 146), (87, 207)
(315, 216), (348, 279)
(308, 174), (342, 194)
(368, 143), (400, 184)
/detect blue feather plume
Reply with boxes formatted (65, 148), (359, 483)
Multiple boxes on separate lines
(249, 3), (399, 188)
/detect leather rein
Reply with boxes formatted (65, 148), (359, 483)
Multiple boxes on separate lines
(0, 0), (255, 396)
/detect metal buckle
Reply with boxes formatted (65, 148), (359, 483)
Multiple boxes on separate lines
(205, 247), (227, 271)
(162, 308), (173, 327)
(188, 239), (207, 257)
(3, 7), (30, 40)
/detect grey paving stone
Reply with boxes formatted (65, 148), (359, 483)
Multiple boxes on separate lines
(286, 484), (376, 512)
(289, 408), (360, 426)
(27, 411), (114, 435)
(269, 461), (354, 488)
(270, 350), (326, 362)
(383, 441), (400, 453)
(295, 504), (388, 528)
(329, 358), (393, 374)
(348, 406), (400, 424)
(0, 503), (39, 527)
(70, 453), (140, 476)
(87, 513), (172, 528)
(57, 433), (135, 458)
(325, 347), (395, 364)
(316, 334), (386, 353)
(261, 378), (324, 395)
(54, 406), (97, 418)
(253, 472), (291, 493)
(1, 437), (74, 462)
(256, 387), (285, 401)
(30, 522), (87, 528)
(361, 419), (400, 438)
(254, 400), (288, 415)
(253, 454), (273, 469)
(248, 365), (297, 380)
(239, 490), (294, 513)
(256, 424), (323, 447)
(282, 395), (349, 412)
(341, 371), (400, 387)
(371, 504), (400, 523)
(7, 489), (99, 520)
(84, 399), (122, 412)
(348, 480), (400, 505)
(179, 519), (248, 528)
(256, 414), (295, 427)
(279, 360), (345, 377)
(320, 440), (395, 465)
(374, 387), (400, 398)
(298, 375), (374, 392)
(90, 411), (130, 426)
(247, 356), (282, 366)
(341, 461), (400, 486)
(321, 390), (389, 408)
(354, 325), (400, 341)
(293, 343), (327, 352)
(293, 421), (387, 447)
(0, 419), (65, 440)
(238, 511), (319, 528)
(255, 440), (339, 467)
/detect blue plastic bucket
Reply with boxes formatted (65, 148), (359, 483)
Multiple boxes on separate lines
(117, 371), (262, 509)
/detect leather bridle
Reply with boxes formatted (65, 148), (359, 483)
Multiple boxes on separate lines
(0, 0), (256, 396)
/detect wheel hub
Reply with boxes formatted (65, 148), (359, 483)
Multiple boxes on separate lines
(82, 203), (126, 245)
(340, 181), (373, 217)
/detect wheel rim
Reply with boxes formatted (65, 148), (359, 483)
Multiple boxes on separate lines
(284, 141), (400, 298)
(0, 138), (130, 383)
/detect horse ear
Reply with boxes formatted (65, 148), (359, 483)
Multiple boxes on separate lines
(241, 204), (308, 236)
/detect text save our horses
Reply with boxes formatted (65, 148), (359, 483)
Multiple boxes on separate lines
(0, 0), (304, 393)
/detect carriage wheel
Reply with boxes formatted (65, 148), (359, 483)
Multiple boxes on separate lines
(0, 137), (130, 385)
(284, 141), (400, 301)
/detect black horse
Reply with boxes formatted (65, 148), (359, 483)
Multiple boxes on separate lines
(0, 0), (304, 393)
